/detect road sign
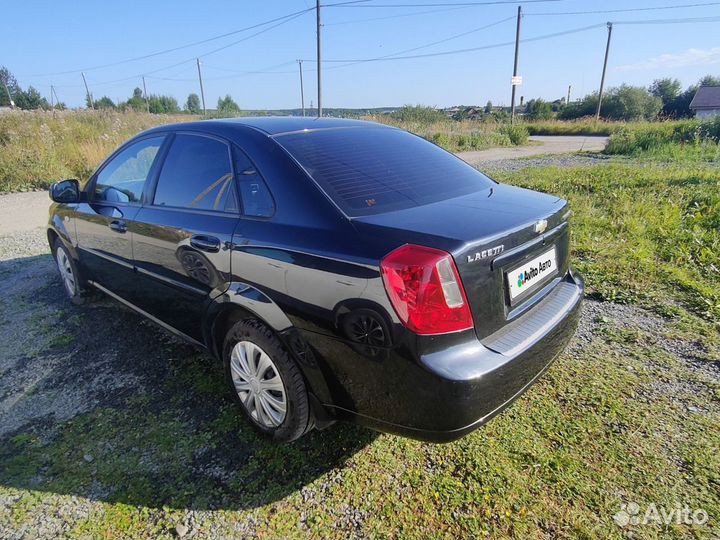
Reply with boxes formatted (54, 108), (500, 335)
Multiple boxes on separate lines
(511, 76), (523, 86)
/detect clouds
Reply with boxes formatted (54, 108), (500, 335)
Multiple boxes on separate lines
(616, 47), (720, 72)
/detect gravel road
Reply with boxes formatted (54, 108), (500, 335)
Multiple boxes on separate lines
(457, 135), (608, 167)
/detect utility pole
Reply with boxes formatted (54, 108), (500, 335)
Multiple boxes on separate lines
(81, 72), (94, 110)
(142, 76), (150, 113)
(316, 0), (322, 117)
(595, 22), (613, 121)
(50, 85), (54, 112)
(2, 80), (13, 108)
(298, 60), (306, 117)
(510, 5), (522, 123)
(52, 86), (60, 109)
(566, 84), (572, 106)
(196, 58), (206, 116)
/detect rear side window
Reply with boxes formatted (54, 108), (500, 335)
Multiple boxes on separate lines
(153, 134), (235, 212)
(234, 146), (275, 218)
(277, 127), (495, 216)
(94, 136), (164, 204)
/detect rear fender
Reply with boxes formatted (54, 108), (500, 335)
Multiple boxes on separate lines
(203, 281), (336, 409)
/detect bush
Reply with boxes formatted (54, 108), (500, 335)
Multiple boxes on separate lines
(390, 105), (447, 124)
(525, 99), (553, 121)
(604, 119), (720, 158)
(499, 124), (528, 145)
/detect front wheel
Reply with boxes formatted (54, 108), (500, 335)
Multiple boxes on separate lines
(223, 319), (311, 442)
(52, 238), (95, 305)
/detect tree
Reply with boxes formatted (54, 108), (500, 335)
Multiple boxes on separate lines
(15, 86), (50, 110)
(602, 85), (662, 121)
(217, 94), (241, 116)
(148, 94), (180, 114)
(484, 101), (493, 114)
(525, 98), (553, 120)
(650, 78), (682, 116)
(699, 75), (720, 87)
(185, 93), (201, 114)
(125, 87), (146, 110)
(650, 78), (681, 103)
(559, 86), (661, 121)
(94, 96), (116, 109)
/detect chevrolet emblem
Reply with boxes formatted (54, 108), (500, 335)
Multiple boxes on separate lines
(534, 219), (548, 234)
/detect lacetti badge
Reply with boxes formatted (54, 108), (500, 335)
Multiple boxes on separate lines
(466, 244), (504, 263)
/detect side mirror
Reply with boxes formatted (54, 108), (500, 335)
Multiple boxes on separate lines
(49, 179), (81, 203)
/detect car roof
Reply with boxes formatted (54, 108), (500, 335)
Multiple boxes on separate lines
(145, 116), (392, 138)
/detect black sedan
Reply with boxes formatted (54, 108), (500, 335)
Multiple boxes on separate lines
(47, 117), (583, 442)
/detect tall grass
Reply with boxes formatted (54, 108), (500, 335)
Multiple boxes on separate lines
(0, 110), (193, 192)
(366, 114), (528, 152)
(604, 118), (720, 160)
(525, 120), (624, 136)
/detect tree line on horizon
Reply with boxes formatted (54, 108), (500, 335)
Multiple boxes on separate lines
(1, 65), (718, 122)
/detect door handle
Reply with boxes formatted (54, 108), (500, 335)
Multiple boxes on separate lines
(109, 219), (127, 233)
(190, 235), (221, 253)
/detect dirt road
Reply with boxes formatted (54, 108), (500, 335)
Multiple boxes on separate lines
(457, 135), (608, 166)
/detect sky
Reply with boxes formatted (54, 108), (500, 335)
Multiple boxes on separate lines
(3, 0), (720, 109)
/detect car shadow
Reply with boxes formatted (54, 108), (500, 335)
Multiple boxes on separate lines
(0, 253), (377, 511)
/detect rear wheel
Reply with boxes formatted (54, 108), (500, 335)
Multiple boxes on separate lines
(223, 319), (311, 442)
(52, 238), (95, 305)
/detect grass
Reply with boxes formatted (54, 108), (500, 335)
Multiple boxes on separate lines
(1, 151), (719, 537)
(604, 118), (720, 162)
(366, 114), (529, 151)
(0, 110), (195, 192)
(525, 119), (624, 136)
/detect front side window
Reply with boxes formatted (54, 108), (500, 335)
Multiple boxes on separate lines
(153, 134), (235, 212)
(234, 146), (275, 218)
(94, 136), (164, 204)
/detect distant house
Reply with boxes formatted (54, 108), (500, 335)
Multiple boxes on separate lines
(689, 85), (720, 119)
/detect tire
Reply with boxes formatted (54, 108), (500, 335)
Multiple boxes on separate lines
(223, 319), (311, 442)
(52, 238), (96, 305)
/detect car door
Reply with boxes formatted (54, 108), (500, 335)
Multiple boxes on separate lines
(74, 135), (166, 298)
(130, 133), (240, 342)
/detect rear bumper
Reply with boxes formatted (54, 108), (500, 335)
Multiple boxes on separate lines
(351, 270), (583, 442)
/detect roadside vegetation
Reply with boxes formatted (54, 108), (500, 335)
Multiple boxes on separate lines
(0, 111), (194, 192)
(604, 118), (720, 161)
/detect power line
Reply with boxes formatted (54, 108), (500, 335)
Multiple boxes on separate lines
(325, 5), (475, 25)
(51, 12), (308, 90)
(32, 7), (315, 77)
(613, 15), (720, 24)
(526, 2), (720, 16)
(331, 0), (562, 6)
(324, 15), (514, 71)
(308, 22), (605, 63)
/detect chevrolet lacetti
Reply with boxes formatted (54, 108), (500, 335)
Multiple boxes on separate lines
(47, 117), (583, 443)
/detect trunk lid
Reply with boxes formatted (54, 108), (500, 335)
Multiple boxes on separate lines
(353, 183), (571, 338)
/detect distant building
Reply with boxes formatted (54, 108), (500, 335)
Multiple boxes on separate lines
(689, 85), (720, 119)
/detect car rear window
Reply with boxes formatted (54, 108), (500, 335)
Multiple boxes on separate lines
(276, 127), (495, 216)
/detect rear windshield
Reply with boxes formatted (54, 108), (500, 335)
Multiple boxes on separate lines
(276, 127), (495, 216)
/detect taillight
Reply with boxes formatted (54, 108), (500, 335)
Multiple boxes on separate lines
(380, 244), (474, 335)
